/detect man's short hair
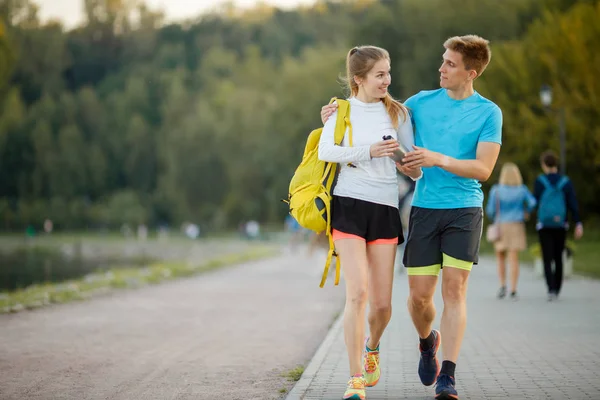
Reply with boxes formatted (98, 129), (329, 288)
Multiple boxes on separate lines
(443, 35), (491, 77)
(540, 150), (558, 168)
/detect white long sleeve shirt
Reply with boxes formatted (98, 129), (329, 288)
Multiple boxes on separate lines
(318, 97), (415, 208)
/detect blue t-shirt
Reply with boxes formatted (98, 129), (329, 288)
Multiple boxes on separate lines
(405, 89), (502, 209)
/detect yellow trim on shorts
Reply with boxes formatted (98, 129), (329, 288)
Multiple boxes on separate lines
(407, 264), (441, 276)
(443, 253), (473, 271)
(407, 254), (473, 276)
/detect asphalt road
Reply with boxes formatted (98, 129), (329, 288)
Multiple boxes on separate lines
(0, 246), (344, 400)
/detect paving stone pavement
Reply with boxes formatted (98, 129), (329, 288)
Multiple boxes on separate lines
(287, 256), (600, 400)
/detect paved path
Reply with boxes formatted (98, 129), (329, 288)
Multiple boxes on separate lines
(288, 257), (600, 400)
(0, 247), (344, 400)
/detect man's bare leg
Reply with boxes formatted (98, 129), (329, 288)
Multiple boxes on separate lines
(440, 266), (470, 362)
(407, 275), (438, 338)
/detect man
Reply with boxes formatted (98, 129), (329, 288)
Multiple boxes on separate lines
(534, 150), (583, 301)
(321, 35), (502, 400)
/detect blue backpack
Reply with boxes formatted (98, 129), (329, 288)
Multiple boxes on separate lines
(537, 175), (569, 228)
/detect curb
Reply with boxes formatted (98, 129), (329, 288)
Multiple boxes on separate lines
(286, 311), (344, 400)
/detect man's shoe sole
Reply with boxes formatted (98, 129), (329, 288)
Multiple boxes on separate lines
(435, 391), (459, 400)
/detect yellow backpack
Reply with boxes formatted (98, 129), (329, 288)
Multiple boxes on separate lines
(285, 98), (352, 287)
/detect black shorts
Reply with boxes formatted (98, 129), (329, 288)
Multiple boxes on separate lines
(331, 196), (404, 245)
(403, 206), (483, 267)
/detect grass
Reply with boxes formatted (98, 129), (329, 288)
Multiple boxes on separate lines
(480, 225), (600, 278)
(570, 230), (600, 278)
(0, 245), (279, 314)
(282, 366), (305, 382)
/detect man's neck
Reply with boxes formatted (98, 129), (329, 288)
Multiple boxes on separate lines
(446, 84), (475, 100)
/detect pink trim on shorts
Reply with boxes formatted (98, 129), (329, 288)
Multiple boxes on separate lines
(332, 229), (363, 241)
(332, 229), (398, 245)
(368, 237), (398, 245)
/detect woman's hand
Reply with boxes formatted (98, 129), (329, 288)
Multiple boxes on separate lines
(396, 162), (422, 180)
(370, 139), (399, 159)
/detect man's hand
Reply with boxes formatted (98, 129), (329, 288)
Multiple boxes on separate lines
(575, 223), (584, 240)
(396, 162), (422, 180)
(402, 145), (445, 168)
(370, 139), (399, 158)
(321, 103), (338, 125)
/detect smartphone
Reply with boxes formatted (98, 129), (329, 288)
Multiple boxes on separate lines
(382, 135), (408, 164)
(390, 147), (407, 164)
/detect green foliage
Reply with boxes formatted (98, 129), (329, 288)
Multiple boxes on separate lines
(0, 0), (598, 233)
(353, 0), (544, 98)
(527, 228), (600, 278)
(283, 366), (305, 382)
(478, 1), (600, 216)
(0, 0), (367, 232)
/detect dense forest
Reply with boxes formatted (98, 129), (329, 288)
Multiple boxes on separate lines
(0, 0), (598, 232)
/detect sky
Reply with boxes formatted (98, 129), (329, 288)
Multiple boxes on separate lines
(36, 0), (317, 28)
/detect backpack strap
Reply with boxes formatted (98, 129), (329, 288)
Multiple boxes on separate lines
(318, 192), (341, 287)
(556, 176), (569, 190)
(540, 174), (569, 191)
(331, 98), (352, 146)
(318, 98), (351, 287)
(539, 174), (552, 190)
(320, 231), (341, 287)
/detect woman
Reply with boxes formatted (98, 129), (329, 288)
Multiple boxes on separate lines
(318, 46), (420, 400)
(486, 162), (536, 300)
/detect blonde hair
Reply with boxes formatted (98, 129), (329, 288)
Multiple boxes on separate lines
(344, 46), (408, 128)
(499, 162), (523, 186)
(443, 35), (491, 77)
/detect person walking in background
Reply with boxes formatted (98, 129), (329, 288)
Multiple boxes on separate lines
(486, 162), (536, 300)
(318, 45), (420, 400)
(534, 150), (583, 301)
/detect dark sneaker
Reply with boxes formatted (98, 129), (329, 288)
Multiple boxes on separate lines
(510, 291), (519, 301)
(497, 286), (506, 299)
(435, 373), (458, 399)
(418, 329), (441, 386)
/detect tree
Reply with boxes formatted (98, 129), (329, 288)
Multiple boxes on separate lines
(9, 22), (67, 104)
(55, 124), (87, 198)
(0, 0), (39, 28)
(30, 119), (54, 198)
(353, 0), (542, 98)
(479, 1), (600, 213)
(124, 114), (155, 192)
(0, 20), (14, 91)
(0, 88), (26, 198)
(0, 0), (598, 231)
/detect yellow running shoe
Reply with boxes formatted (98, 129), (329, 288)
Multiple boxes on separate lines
(363, 339), (380, 387)
(343, 374), (366, 400)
